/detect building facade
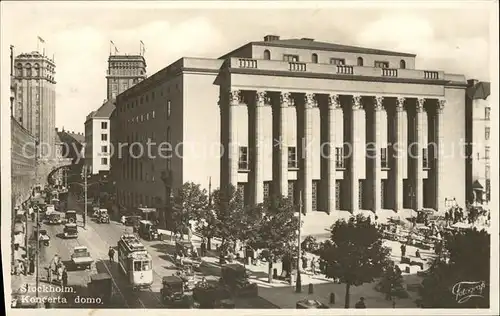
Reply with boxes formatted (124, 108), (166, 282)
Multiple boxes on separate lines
(84, 100), (115, 175)
(13, 51), (56, 159)
(465, 80), (491, 204)
(113, 35), (468, 218)
(106, 54), (147, 100)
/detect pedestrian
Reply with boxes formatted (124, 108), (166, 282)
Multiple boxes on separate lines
(400, 244), (406, 257)
(47, 266), (52, 283)
(108, 247), (115, 262)
(355, 297), (366, 308)
(301, 255), (308, 271)
(415, 249), (421, 259)
(62, 268), (68, 287)
(311, 258), (317, 275)
(200, 239), (206, 257)
(29, 256), (35, 275)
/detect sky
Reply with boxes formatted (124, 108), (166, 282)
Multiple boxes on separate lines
(1, 1), (495, 134)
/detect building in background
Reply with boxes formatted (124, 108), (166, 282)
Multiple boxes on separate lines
(84, 99), (115, 175)
(465, 79), (491, 205)
(13, 51), (56, 160)
(106, 54), (147, 100)
(113, 35), (468, 229)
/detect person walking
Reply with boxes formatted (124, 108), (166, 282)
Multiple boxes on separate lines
(200, 239), (207, 257)
(400, 244), (406, 257)
(62, 268), (68, 287)
(29, 256), (35, 275)
(311, 258), (317, 275)
(108, 247), (115, 263)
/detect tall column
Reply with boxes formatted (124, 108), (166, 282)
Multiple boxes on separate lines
(414, 98), (425, 210)
(435, 99), (445, 211)
(350, 95), (362, 213)
(373, 96), (383, 213)
(326, 94), (340, 214)
(394, 97), (405, 212)
(253, 91), (266, 204)
(278, 92), (291, 197)
(228, 89), (241, 188)
(302, 93), (315, 214)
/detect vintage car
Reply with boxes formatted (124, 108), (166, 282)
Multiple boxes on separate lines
(63, 223), (78, 238)
(95, 209), (110, 224)
(88, 273), (112, 306)
(38, 229), (50, 246)
(71, 246), (93, 270)
(124, 215), (142, 227)
(296, 299), (329, 309)
(65, 210), (77, 224)
(175, 266), (197, 291)
(138, 220), (159, 240)
(160, 276), (192, 308)
(193, 279), (234, 309)
(219, 264), (258, 297)
(47, 213), (62, 225)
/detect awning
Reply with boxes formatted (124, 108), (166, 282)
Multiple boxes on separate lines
(472, 180), (484, 191)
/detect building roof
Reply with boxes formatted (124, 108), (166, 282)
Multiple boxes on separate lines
(467, 81), (490, 100)
(87, 99), (115, 120)
(220, 36), (416, 59)
(66, 131), (85, 144)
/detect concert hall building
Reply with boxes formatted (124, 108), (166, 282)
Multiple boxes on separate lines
(112, 35), (467, 219)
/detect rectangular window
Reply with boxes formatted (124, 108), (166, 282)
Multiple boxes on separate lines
(101, 122), (108, 129)
(239, 147), (249, 170)
(101, 134), (108, 141)
(485, 146), (490, 159)
(381, 148), (388, 168)
(330, 58), (345, 65)
(335, 147), (344, 168)
(288, 147), (298, 168)
(101, 146), (107, 153)
(167, 100), (171, 119)
(485, 127), (490, 140)
(423, 148), (429, 168)
(485, 107), (491, 120)
(101, 158), (108, 165)
(283, 54), (299, 62)
(374, 61), (389, 68)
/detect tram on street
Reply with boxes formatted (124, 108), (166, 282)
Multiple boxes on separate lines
(117, 234), (153, 290)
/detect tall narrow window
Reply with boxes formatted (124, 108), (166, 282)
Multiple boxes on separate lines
(166, 100), (171, 119)
(311, 53), (318, 63)
(283, 54), (299, 62)
(330, 58), (345, 65)
(357, 57), (364, 66)
(485, 127), (490, 140)
(485, 146), (490, 159)
(423, 148), (429, 168)
(288, 147), (298, 168)
(485, 107), (491, 120)
(239, 147), (249, 170)
(335, 147), (344, 168)
(374, 61), (389, 68)
(381, 148), (388, 168)
(400, 60), (406, 69)
(263, 50), (271, 60)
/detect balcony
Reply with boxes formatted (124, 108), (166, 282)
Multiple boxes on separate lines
(228, 57), (450, 82)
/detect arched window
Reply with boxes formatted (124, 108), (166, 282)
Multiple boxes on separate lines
(34, 63), (40, 77)
(357, 57), (364, 66)
(400, 60), (406, 69)
(16, 63), (23, 76)
(311, 53), (318, 63)
(263, 50), (271, 60)
(25, 63), (32, 77)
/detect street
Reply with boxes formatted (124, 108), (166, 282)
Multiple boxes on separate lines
(33, 193), (276, 308)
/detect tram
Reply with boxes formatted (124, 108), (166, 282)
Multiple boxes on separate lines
(117, 234), (153, 290)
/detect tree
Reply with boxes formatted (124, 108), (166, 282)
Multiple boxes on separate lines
(419, 228), (490, 308)
(377, 261), (407, 301)
(319, 214), (391, 308)
(249, 195), (299, 283)
(171, 182), (208, 241)
(210, 185), (248, 261)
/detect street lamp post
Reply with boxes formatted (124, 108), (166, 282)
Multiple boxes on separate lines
(35, 205), (40, 301)
(296, 190), (302, 293)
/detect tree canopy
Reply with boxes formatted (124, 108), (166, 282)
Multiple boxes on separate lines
(171, 182), (208, 238)
(419, 228), (490, 308)
(318, 214), (391, 308)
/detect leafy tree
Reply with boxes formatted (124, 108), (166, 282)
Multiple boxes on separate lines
(210, 185), (247, 261)
(377, 261), (407, 301)
(171, 182), (208, 241)
(319, 214), (391, 308)
(249, 195), (299, 283)
(301, 235), (320, 254)
(195, 207), (218, 250)
(419, 228), (490, 308)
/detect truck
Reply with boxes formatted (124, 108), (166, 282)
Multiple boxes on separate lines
(71, 246), (93, 270)
(88, 273), (112, 306)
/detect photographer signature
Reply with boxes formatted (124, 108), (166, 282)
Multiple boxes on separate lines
(451, 281), (486, 303)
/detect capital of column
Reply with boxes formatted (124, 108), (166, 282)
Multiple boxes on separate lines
(374, 96), (384, 111)
(255, 91), (270, 107)
(416, 98), (425, 113)
(352, 95), (362, 110)
(304, 93), (318, 108)
(437, 99), (446, 113)
(229, 89), (242, 106)
(328, 94), (341, 109)
(280, 92), (293, 107)
(396, 97), (405, 112)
